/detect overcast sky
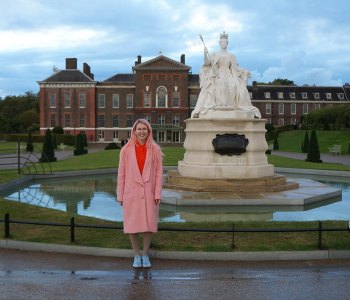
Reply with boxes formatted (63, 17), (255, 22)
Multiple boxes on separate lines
(1, 0), (350, 98)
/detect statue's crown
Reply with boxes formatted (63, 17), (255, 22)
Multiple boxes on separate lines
(220, 31), (228, 39)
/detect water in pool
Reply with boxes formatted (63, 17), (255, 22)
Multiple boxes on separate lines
(1, 174), (349, 222)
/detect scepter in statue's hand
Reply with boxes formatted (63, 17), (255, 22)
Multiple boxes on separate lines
(199, 34), (210, 59)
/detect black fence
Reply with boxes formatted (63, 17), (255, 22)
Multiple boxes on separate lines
(1, 213), (349, 250)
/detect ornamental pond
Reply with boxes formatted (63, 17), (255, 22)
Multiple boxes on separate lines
(1, 173), (349, 222)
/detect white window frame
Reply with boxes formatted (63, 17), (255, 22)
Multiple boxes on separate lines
(314, 92), (320, 99)
(50, 93), (56, 108)
(144, 114), (151, 124)
(172, 131), (180, 143)
(315, 103), (321, 110)
(144, 91), (151, 107)
(278, 92), (283, 99)
(266, 103), (271, 115)
(79, 114), (85, 127)
(98, 94), (105, 108)
(302, 92), (308, 99)
(278, 118), (284, 126)
(326, 93), (332, 100)
(79, 92), (86, 108)
(64, 92), (71, 108)
(264, 92), (270, 99)
(289, 92), (295, 99)
(157, 131), (166, 143)
(303, 103), (308, 114)
(156, 86), (168, 108)
(291, 103), (296, 115)
(112, 115), (119, 127)
(172, 115), (180, 126)
(338, 93), (344, 100)
(158, 114), (165, 125)
(278, 103), (284, 115)
(190, 94), (198, 108)
(112, 94), (119, 108)
(172, 91), (180, 108)
(127, 94), (133, 108)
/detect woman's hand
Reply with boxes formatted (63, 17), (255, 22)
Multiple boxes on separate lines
(154, 198), (161, 205)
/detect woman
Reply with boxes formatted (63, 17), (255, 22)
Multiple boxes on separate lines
(192, 32), (261, 118)
(117, 119), (163, 268)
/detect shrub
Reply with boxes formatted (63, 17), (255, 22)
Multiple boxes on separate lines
(26, 132), (34, 152)
(301, 131), (309, 153)
(39, 129), (57, 162)
(273, 134), (279, 150)
(305, 130), (322, 163)
(52, 126), (64, 134)
(105, 142), (120, 150)
(74, 133), (88, 156)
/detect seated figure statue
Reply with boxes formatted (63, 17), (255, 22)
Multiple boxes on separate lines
(191, 32), (261, 118)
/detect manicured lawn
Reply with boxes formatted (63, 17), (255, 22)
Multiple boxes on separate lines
(1, 198), (349, 251)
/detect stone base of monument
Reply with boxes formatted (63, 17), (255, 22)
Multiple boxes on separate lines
(165, 170), (299, 193)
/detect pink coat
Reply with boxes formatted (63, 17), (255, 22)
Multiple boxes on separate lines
(117, 143), (163, 234)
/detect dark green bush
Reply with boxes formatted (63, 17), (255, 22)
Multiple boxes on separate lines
(104, 142), (120, 150)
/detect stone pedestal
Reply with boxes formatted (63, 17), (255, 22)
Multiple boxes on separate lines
(178, 112), (274, 179)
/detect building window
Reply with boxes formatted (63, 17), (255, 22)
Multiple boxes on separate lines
(303, 103), (308, 114)
(98, 94), (105, 108)
(79, 92), (86, 108)
(302, 92), (307, 99)
(156, 86), (167, 108)
(50, 114), (56, 127)
(190, 94), (198, 108)
(64, 92), (71, 108)
(79, 114), (85, 127)
(278, 118), (284, 126)
(126, 115), (133, 127)
(98, 114), (105, 127)
(112, 115), (119, 127)
(157, 131), (166, 143)
(64, 114), (70, 127)
(112, 94), (119, 108)
(144, 92), (151, 107)
(338, 93), (344, 100)
(172, 91), (180, 108)
(278, 103), (284, 115)
(50, 94), (56, 108)
(113, 131), (118, 140)
(315, 103), (321, 110)
(278, 92), (283, 99)
(172, 131), (180, 143)
(144, 114), (151, 124)
(127, 94), (133, 108)
(266, 103), (271, 114)
(326, 93), (332, 100)
(158, 114), (165, 125)
(289, 92), (295, 99)
(314, 92), (320, 99)
(264, 92), (270, 99)
(172, 115), (180, 126)
(291, 118), (297, 125)
(291, 103), (296, 115)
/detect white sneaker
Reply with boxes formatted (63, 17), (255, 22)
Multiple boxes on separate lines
(142, 255), (151, 268)
(133, 255), (142, 268)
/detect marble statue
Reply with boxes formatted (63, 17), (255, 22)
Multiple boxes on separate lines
(191, 32), (261, 118)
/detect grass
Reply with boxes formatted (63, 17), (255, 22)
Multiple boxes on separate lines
(1, 199), (349, 251)
(1, 131), (350, 252)
(275, 130), (350, 153)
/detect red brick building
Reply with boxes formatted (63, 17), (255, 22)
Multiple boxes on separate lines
(38, 55), (350, 144)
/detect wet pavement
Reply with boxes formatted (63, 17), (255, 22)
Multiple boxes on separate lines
(1, 248), (350, 300)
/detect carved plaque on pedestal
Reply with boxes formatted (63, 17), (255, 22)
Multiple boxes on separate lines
(212, 133), (249, 156)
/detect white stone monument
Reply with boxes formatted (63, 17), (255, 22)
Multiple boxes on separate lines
(167, 32), (292, 193)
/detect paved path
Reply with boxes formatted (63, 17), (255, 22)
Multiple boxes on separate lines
(271, 150), (350, 166)
(1, 248), (350, 300)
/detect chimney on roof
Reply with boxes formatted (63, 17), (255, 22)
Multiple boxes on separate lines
(66, 58), (77, 69)
(135, 55), (142, 66)
(180, 54), (185, 64)
(83, 62), (91, 78)
(90, 73), (94, 80)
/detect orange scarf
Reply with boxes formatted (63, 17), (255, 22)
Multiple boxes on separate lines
(135, 141), (147, 174)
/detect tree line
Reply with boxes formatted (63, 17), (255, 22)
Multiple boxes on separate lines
(0, 92), (39, 133)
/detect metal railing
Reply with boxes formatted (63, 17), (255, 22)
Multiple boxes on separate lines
(1, 213), (349, 250)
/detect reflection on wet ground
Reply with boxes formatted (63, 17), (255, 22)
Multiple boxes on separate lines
(0, 173), (349, 222)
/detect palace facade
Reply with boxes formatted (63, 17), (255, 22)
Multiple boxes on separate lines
(38, 55), (350, 144)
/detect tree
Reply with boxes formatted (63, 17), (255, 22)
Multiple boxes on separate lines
(26, 132), (34, 152)
(301, 131), (309, 153)
(40, 129), (57, 162)
(269, 78), (295, 85)
(305, 130), (322, 163)
(74, 133), (88, 156)
(52, 126), (64, 134)
(273, 133), (279, 150)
